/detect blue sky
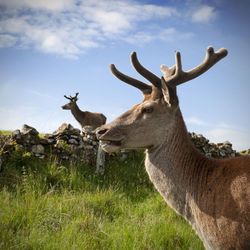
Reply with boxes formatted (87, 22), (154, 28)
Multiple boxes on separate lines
(0, 0), (249, 151)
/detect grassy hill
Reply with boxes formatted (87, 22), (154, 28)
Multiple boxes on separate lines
(0, 137), (204, 249)
(0, 130), (12, 136)
(0, 130), (45, 138)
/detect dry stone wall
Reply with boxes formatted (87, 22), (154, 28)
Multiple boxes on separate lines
(189, 132), (239, 158)
(1, 123), (248, 170)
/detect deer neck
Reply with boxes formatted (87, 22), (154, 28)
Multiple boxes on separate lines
(70, 103), (86, 126)
(145, 109), (210, 222)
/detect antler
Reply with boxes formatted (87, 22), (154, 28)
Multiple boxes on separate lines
(130, 52), (161, 88)
(109, 51), (165, 96)
(64, 94), (72, 100)
(161, 46), (228, 87)
(109, 64), (152, 95)
(109, 46), (228, 99)
(64, 92), (79, 101)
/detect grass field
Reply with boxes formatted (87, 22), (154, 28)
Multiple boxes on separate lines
(0, 130), (12, 136)
(0, 130), (45, 138)
(0, 140), (204, 249)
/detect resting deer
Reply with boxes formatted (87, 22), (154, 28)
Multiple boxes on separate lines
(62, 92), (106, 130)
(96, 47), (250, 250)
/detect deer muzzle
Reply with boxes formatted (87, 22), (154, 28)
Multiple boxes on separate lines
(96, 127), (124, 153)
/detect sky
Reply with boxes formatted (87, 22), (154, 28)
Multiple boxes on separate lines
(0, 0), (249, 151)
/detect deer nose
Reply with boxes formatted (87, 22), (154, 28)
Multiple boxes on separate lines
(96, 128), (108, 138)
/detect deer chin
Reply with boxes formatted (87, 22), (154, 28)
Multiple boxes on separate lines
(99, 140), (122, 153)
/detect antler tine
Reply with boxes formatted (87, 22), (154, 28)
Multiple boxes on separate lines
(64, 95), (72, 100)
(130, 52), (161, 88)
(109, 64), (152, 95)
(74, 92), (79, 99)
(163, 46), (228, 87)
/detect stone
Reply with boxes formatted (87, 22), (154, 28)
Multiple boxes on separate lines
(83, 137), (91, 143)
(37, 154), (45, 159)
(2, 123), (245, 165)
(47, 138), (55, 144)
(96, 144), (105, 175)
(68, 144), (78, 151)
(78, 141), (85, 149)
(53, 123), (71, 135)
(82, 126), (96, 135)
(39, 138), (49, 145)
(22, 124), (39, 136)
(70, 135), (79, 140)
(43, 133), (52, 139)
(11, 129), (22, 144)
(188, 132), (238, 159)
(68, 138), (78, 145)
(23, 134), (40, 145)
(56, 134), (69, 141)
(84, 145), (94, 150)
(223, 141), (232, 146)
(31, 144), (45, 155)
(219, 150), (226, 157)
(52, 124), (81, 138)
(72, 128), (81, 135)
(12, 129), (21, 139)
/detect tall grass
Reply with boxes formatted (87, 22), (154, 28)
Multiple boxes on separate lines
(0, 149), (204, 249)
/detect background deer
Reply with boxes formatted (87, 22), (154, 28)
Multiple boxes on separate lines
(62, 92), (106, 130)
(96, 47), (250, 250)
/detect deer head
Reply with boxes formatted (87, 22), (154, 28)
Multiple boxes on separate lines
(62, 92), (79, 110)
(96, 47), (228, 153)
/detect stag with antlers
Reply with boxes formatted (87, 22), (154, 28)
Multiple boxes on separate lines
(62, 92), (106, 130)
(96, 47), (250, 250)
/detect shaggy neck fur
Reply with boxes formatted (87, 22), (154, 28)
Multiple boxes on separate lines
(70, 104), (86, 127)
(145, 109), (213, 244)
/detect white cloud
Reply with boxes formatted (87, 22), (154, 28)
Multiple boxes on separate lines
(125, 28), (194, 45)
(0, 34), (17, 48)
(125, 32), (154, 44)
(0, 0), (180, 58)
(0, 0), (76, 11)
(85, 10), (131, 35)
(159, 28), (194, 41)
(192, 5), (217, 23)
(41, 35), (63, 51)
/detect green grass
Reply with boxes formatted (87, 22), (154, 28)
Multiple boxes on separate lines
(0, 149), (204, 249)
(0, 130), (45, 137)
(0, 130), (12, 136)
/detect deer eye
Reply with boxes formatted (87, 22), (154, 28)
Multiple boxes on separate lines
(142, 106), (154, 114)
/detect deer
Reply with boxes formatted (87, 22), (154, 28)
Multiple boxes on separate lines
(62, 92), (107, 130)
(96, 47), (250, 250)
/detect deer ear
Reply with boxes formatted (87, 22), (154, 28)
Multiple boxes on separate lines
(161, 77), (178, 107)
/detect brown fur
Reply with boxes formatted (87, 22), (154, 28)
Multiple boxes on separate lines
(62, 94), (106, 129)
(145, 110), (250, 250)
(96, 49), (250, 249)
